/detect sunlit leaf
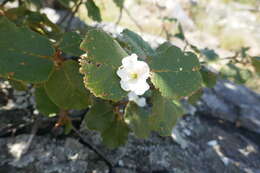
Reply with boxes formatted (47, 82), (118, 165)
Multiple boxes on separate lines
(80, 29), (128, 101)
(150, 42), (202, 99)
(119, 29), (155, 60)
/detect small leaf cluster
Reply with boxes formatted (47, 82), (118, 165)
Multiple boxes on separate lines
(79, 29), (202, 147)
(161, 17), (259, 103)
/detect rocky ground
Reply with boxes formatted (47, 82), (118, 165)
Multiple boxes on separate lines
(1, 79), (260, 173)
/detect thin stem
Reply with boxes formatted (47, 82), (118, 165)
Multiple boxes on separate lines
(115, 8), (123, 26)
(57, 110), (115, 173)
(65, 0), (84, 31)
(21, 115), (40, 156)
(58, 10), (71, 25)
(72, 127), (115, 173)
(183, 40), (189, 51)
(123, 7), (143, 32)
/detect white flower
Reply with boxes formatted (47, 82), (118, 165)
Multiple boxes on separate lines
(128, 92), (147, 107)
(117, 54), (150, 95)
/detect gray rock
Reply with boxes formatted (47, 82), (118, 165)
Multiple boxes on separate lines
(198, 80), (260, 134)
(0, 135), (89, 173)
(200, 88), (238, 122)
(79, 114), (260, 173)
(1, 72), (260, 173)
(2, 114), (260, 173)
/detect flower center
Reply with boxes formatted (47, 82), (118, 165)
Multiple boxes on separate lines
(130, 73), (138, 79)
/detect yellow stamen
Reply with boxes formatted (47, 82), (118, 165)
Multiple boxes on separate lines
(131, 73), (138, 79)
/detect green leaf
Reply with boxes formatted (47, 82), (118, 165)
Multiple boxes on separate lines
(189, 44), (201, 54)
(102, 118), (129, 148)
(5, 5), (27, 23)
(150, 91), (184, 136)
(156, 41), (172, 53)
(81, 63), (127, 101)
(26, 11), (61, 38)
(0, 17), (54, 83)
(85, 100), (115, 131)
(200, 48), (218, 61)
(113, 0), (124, 9)
(150, 42), (202, 99)
(200, 66), (217, 88)
(120, 29), (155, 60)
(64, 120), (73, 135)
(35, 85), (59, 116)
(80, 29), (128, 101)
(45, 60), (90, 110)
(28, 0), (43, 9)
(85, 0), (102, 22)
(220, 63), (252, 84)
(124, 102), (151, 138)
(188, 89), (203, 105)
(80, 29), (127, 66)
(59, 32), (84, 57)
(85, 100), (129, 148)
(8, 79), (27, 91)
(57, 0), (78, 8)
(162, 17), (178, 23)
(252, 56), (260, 74)
(6, 7), (61, 39)
(240, 47), (250, 58)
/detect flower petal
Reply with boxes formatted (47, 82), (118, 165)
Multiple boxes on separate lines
(120, 80), (131, 91)
(125, 79), (139, 91)
(122, 54), (138, 67)
(116, 67), (128, 79)
(134, 61), (150, 80)
(117, 54), (150, 95)
(135, 97), (147, 107)
(133, 81), (150, 95)
(128, 91), (138, 101)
